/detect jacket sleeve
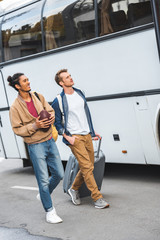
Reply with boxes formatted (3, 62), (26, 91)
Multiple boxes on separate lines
(9, 106), (37, 137)
(51, 98), (64, 135)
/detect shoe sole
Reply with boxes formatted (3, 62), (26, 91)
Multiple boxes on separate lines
(95, 204), (110, 209)
(46, 219), (63, 224)
(68, 189), (80, 205)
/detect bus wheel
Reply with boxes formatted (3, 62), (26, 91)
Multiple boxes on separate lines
(22, 158), (32, 167)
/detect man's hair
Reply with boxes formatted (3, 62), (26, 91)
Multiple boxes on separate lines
(55, 69), (67, 87)
(7, 73), (24, 91)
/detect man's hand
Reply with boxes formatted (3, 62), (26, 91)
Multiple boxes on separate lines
(49, 114), (55, 124)
(63, 134), (79, 145)
(35, 115), (55, 129)
(93, 132), (101, 141)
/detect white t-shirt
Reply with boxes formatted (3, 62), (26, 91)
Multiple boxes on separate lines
(66, 91), (90, 135)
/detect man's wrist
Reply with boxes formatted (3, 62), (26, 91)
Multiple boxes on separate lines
(32, 122), (38, 130)
(63, 133), (71, 141)
(63, 133), (68, 139)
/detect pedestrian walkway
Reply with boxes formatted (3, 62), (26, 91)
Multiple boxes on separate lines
(1, 159), (160, 240)
(0, 227), (61, 240)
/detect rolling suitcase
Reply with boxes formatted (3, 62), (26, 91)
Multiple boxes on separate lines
(63, 137), (105, 198)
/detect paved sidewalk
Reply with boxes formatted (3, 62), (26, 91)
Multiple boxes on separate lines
(0, 227), (60, 240)
(0, 159), (160, 240)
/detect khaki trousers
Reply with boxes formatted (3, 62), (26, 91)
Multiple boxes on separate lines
(69, 134), (103, 202)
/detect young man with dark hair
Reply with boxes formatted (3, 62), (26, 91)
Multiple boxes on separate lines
(8, 73), (64, 223)
(52, 69), (109, 209)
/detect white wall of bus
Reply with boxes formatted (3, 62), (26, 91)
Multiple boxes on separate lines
(1, 27), (160, 164)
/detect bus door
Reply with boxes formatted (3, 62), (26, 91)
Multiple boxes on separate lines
(0, 70), (21, 158)
(0, 132), (6, 159)
(134, 96), (160, 164)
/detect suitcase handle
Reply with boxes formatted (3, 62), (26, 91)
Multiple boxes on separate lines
(93, 136), (102, 159)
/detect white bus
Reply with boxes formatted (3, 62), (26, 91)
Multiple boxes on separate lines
(0, 0), (160, 166)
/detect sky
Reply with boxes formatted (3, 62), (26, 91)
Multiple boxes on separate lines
(0, 0), (32, 12)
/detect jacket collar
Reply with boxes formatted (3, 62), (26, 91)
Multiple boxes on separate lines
(61, 87), (82, 96)
(17, 92), (33, 103)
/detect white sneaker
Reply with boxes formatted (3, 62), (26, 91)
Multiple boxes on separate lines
(68, 188), (81, 205)
(94, 198), (110, 209)
(46, 208), (63, 224)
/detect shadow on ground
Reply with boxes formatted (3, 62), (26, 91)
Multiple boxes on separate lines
(104, 163), (160, 183)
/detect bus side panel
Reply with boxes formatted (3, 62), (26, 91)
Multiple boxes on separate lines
(1, 28), (160, 164)
(15, 135), (29, 159)
(134, 95), (160, 165)
(0, 132), (5, 159)
(75, 29), (160, 97)
(0, 71), (21, 159)
(2, 29), (160, 105)
(88, 98), (146, 164)
(0, 111), (21, 158)
(89, 95), (160, 165)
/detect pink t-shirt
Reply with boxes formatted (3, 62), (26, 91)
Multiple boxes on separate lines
(26, 98), (38, 118)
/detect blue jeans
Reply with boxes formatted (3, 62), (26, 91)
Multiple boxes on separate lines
(27, 138), (64, 212)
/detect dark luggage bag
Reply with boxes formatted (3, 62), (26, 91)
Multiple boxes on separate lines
(63, 137), (105, 198)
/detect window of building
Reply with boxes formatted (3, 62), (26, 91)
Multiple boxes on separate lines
(1, 1), (43, 61)
(43, 0), (95, 51)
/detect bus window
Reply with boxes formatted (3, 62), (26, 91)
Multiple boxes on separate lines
(0, 48), (2, 63)
(72, 0), (95, 41)
(2, 1), (43, 61)
(0, 17), (2, 63)
(98, 0), (153, 36)
(151, 0), (160, 59)
(43, 0), (95, 51)
(155, 0), (160, 31)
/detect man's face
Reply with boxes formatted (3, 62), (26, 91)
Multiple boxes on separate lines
(59, 72), (74, 87)
(16, 75), (31, 92)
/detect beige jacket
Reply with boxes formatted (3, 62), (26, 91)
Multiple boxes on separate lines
(9, 92), (54, 144)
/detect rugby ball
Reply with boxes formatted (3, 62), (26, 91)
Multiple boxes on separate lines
(39, 110), (51, 131)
